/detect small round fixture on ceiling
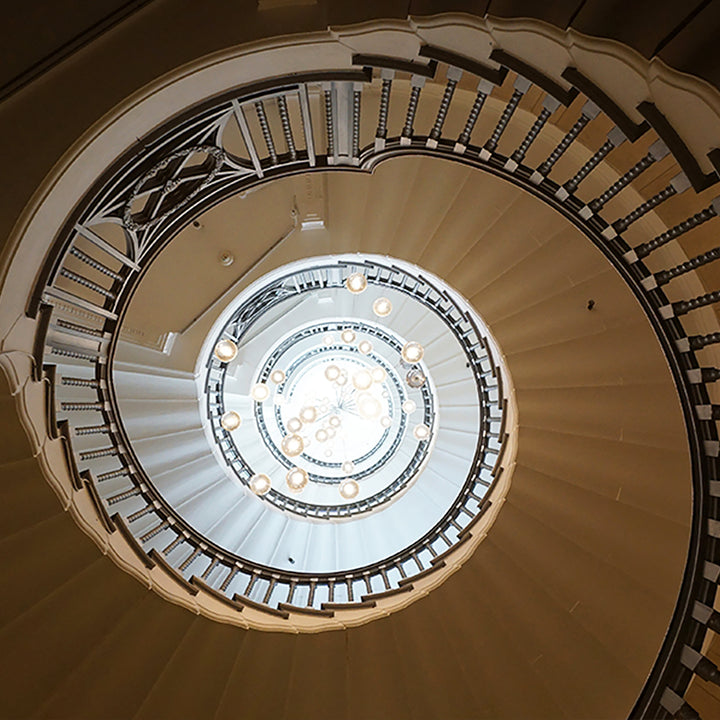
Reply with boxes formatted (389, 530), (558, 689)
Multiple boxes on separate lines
(352, 369), (373, 391)
(249, 473), (272, 495)
(339, 479), (360, 499)
(413, 424), (431, 441)
(373, 297), (392, 317)
(287, 417), (302, 433)
(286, 467), (308, 492)
(324, 364), (340, 382)
(371, 366), (386, 384)
(316, 428), (329, 443)
(214, 339), (238, 363)
(402, 341), (425, 364)
(328, 415), (341, 428)
(336, 373), (347, 386)
(326, 427), (336, 439)
(345, 272), (368, 294)
(406, 368), (426, 388)
(299, 406), (317, 424)
(342, 460), (355, 475)
(250, 383), (270, 402)
(281, 434), (304, 457)
(218, 251), (234, 266)
(270, 369), (285, 384)
(341, 329), (356, 344)
(358, 339), (373, 355)
(380, 415), (391, 428)
(323, 333), (335, 346)
(220, 410), (241, 431)
(402, 399), (417, 414)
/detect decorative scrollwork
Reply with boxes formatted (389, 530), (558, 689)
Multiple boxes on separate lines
(123, 145), (224, 231)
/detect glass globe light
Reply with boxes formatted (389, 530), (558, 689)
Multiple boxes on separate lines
(402, 341), (425, 364)
(380, 415), (391, 429)
(371, 366), (386, 383)
(214, 339), (238, 363)
(326, 427), (336, 439)
(316, 428), (329, 443)
(342, 460), (355, 475)
(286, 467), (308, 492)
(339, 479), (360, 499)
(373, 297), (392, 317)
(249, 473), (271, 495)
(324, 364), (340, 382)
(299, 406), (317, 424)
(358, 339), (373, 355)
(323, 333), (335, 346)
(345, 273), (368, 294)
(406, 368), (426, 388)
(413, 424), (431, 441)
(402, 399), (417, 414)
(250, 383), (270, 402)
(281, 433), (304, 457)
(357, 392), (381, 420)
(341, 329), (356, 344)
(270, 369), (285, 384)
(220, 410), (241, 431)
(287, 417), (302, 433)
(324, 449), (333, 458)
(336, 373), (347, 386)
(352, 369), (373, 391)
(328, 415), (341, 428)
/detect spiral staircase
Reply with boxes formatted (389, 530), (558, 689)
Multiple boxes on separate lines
(3, 2), (720, 719)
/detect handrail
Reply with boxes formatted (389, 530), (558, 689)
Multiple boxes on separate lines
(24, 37), (720, 715)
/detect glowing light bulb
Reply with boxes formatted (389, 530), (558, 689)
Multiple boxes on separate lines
(352, 369), (373, 391)
(270, 369), (285, 384)
(326, 427), (336, 439)
(299, 406), (317, 424)
(380, 415), (391, 428)
(324, 364), (340, 382)
(402, 399), (417, 414)
(287, 417), (302, 433)
(371, 367), (386, 384)
(250, 383), (270, 402)
(323, 333), (335, 346)
(342, 460), (355, 475)
(336, 373), (347, 386)
(316, 428), (329, 443)
(358, 340), (373, 355)
(406, 368), (426, 388)
(357, 392), (381, 420)
(373, 297), (392, 317)
(341, 329), (356, 344)
(249, 473), (271, 495)
(328, 415), (341, 428)
(286, 467), (308, 492)
(220, 410), (241, 431)
(402, 341), (425, 364)
(339, 479), (360, 499)
(213, 339), (238, 363)
(413, 424), (430, 441)
(345, 273), (367, 294)
(281, 434), (304, 457)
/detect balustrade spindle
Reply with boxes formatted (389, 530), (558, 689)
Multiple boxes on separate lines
(254, 101), (277, 165)
(454, 78), (494, 153)
(505, 94), (560, 171)
(649, 247), (720, 287)
(60, 268), (116, 299)
(607, 173), (693, 241)
(374, 69), (394, 151)
(479, 76), (530, 160)
(400, 75), (425, 145)
(659, 290), (720, 319)
(530, 100), (600, 184)
(623, 196), (720, 262)
(556, 126), (626, 200)
(69, 246), (123, 281)
(427, 66), (462, 148)
(582, 139), (670, 218)
(276, 95), (297, 161)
